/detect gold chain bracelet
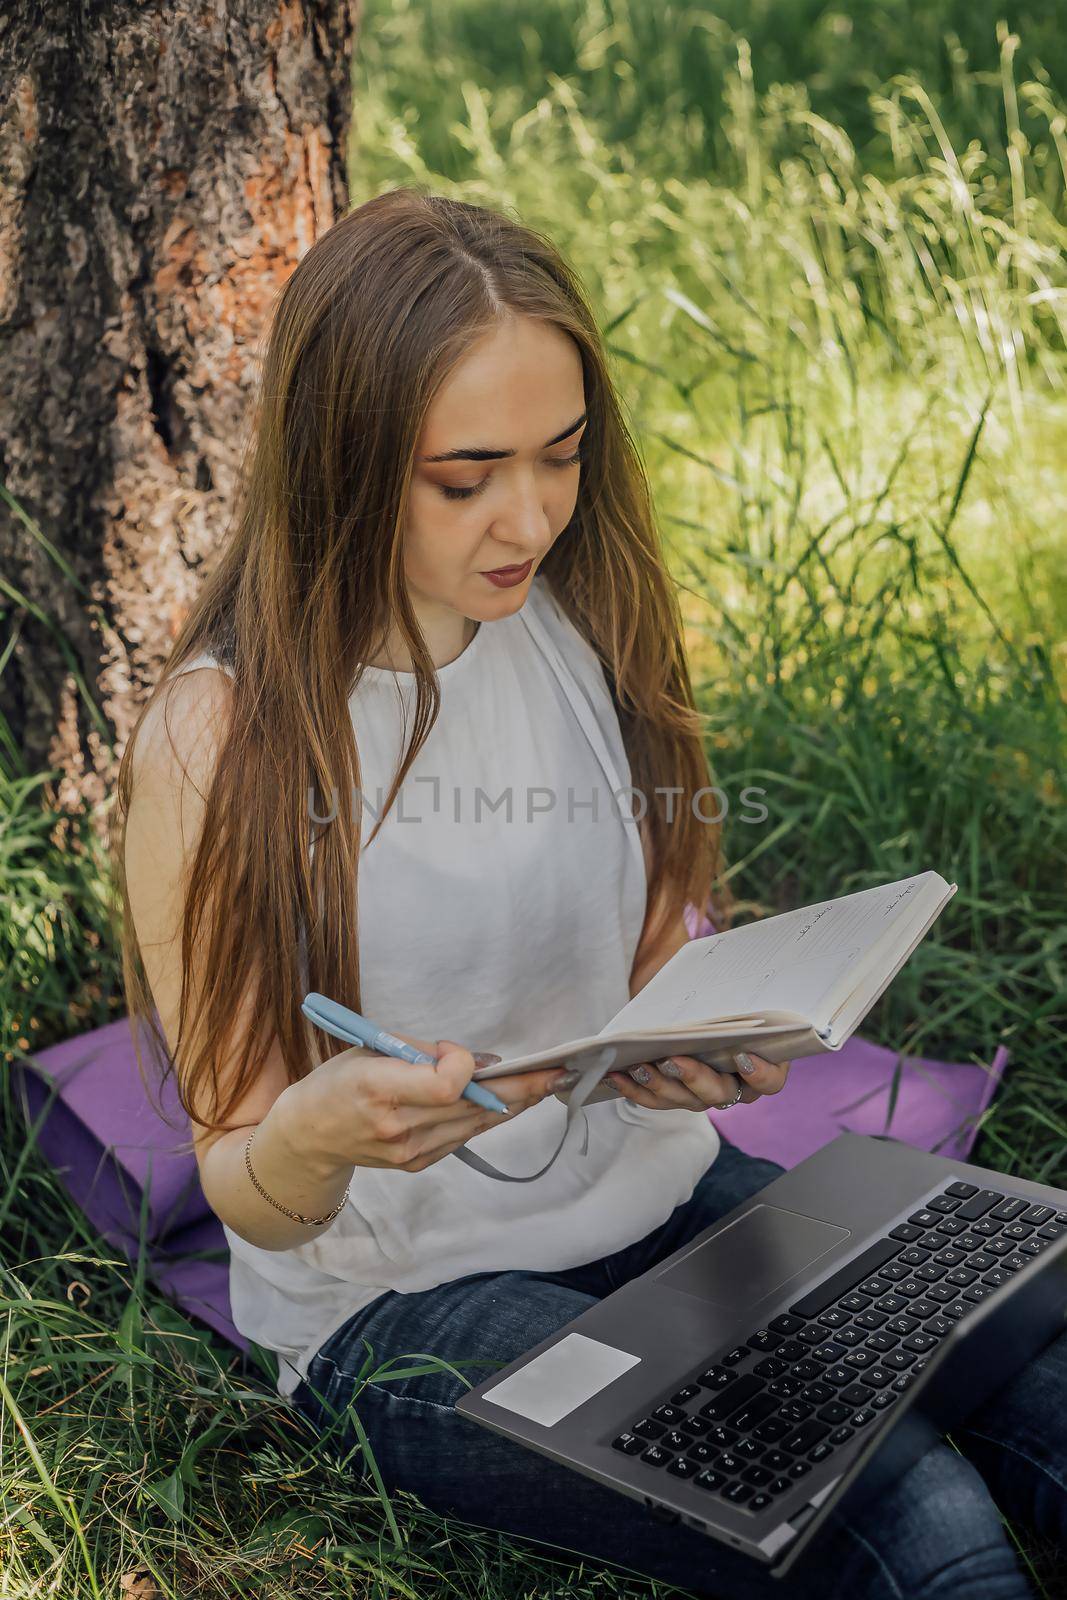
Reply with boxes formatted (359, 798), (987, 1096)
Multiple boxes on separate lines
(244, 1128), (349, 1227)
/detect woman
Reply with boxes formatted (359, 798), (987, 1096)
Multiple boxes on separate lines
(117, 189), (1066, 1598)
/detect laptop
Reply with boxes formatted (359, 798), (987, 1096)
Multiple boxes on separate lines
(455, 1131), (1067, 1579)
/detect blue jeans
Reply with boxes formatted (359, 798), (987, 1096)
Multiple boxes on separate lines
(290, 1136), (1067, 1598)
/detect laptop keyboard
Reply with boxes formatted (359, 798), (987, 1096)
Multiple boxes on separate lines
(611, 1182), (1066, 1515)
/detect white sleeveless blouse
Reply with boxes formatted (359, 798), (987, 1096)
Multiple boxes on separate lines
(169, 574), (720, 1397)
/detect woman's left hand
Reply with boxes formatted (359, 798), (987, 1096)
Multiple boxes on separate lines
(608, 1051), (790, 1110)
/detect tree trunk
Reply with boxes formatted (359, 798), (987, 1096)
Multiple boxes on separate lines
(0, 0), (361, 816)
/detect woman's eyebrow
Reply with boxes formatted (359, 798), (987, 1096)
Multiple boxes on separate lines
(420, 411), (587, 463)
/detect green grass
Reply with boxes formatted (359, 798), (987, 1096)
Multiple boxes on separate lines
(3, 4), (1066, 1595)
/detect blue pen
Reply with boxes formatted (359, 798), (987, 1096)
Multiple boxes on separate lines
(301, 992), (511, 1116)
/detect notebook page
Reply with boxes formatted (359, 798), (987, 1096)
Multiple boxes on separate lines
(603, 872), (947, 1035)
(819, 875), (956, 1043)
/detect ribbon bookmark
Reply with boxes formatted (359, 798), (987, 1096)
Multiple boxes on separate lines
(451, 1045), (619, 1183)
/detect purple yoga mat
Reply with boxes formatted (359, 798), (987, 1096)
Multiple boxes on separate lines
(14, 906), (1008, 1354)
(13, 1017), (247, 1352)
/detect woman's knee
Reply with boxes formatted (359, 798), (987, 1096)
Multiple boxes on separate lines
(411, 1272), (597, 1405)
(302, 1270), (597, 1422)
(951, 1325), (1067, 1548)
(813, 1438), (1033, 1599)
(297, 1273), (600, 1500)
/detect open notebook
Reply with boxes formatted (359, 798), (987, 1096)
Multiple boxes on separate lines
(472, 871), (958, 1106)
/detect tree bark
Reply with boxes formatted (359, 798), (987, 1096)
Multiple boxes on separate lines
(0, 0), (361, 816)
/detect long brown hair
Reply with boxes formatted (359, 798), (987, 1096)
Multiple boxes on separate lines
(112, 186), (734, 1138)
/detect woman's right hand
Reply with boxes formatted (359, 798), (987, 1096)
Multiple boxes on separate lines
(276, 1036), (573, 1175)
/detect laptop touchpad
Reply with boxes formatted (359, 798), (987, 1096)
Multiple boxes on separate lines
(656, 1204), (850, 1306)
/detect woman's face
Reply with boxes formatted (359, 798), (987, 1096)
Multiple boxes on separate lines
(406, 315), (587, 623)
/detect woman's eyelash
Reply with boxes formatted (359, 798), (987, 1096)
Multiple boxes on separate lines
(439, 450), (583, 501)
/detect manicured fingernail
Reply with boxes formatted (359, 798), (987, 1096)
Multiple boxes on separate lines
(471, 1050), (502, 1068)
(734, 1052), (755, 1075)
(630, 1065), (652, 1085)
(659, 1059), (682, 1078)
(553, 1070), (579, 1088)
